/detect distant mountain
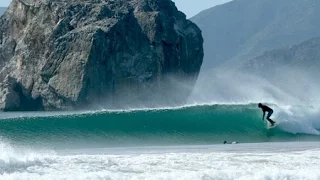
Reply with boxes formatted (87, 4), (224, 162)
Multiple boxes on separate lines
(192, 0), (320, 71)
(0, 7), (6, 16)
(241, 37), (320, 76)
(190, 37), (320, 105)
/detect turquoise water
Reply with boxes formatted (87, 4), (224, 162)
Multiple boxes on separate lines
(0, 104), (319, 149)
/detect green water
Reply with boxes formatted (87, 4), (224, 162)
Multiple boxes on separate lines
(0, 104), (319, 149)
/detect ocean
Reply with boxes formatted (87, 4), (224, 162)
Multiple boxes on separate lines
(0, 104), (320, 179)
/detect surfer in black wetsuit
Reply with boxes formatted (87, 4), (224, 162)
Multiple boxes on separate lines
(223, 141), (238, 144)
(258, 103), (275, 126)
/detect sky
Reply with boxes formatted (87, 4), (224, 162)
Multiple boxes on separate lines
(0, 0), (231, 18)
(0, 0), (10, 7)
(172, 0), (232, 17)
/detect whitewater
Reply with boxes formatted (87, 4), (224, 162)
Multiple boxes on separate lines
(1, 141), (320, 180)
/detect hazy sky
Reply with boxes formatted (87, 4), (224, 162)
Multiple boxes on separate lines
(0, 0), (10, 7)
(0, 0), (231, 17)
(173, 0), (232, 17)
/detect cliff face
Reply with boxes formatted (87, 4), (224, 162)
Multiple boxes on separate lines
(0, 0), (203, 111)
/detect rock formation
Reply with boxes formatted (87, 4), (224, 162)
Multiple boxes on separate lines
(0, 0), (203, 111)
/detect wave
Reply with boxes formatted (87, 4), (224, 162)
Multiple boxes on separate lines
(0, 104), (319, 149)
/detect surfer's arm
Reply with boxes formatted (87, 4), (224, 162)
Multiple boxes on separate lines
(262, 112), (265, 120)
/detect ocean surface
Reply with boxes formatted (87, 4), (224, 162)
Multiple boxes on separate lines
(0, 104), (320, 179)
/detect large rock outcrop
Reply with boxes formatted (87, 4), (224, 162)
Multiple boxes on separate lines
(0, 0), (203, 111)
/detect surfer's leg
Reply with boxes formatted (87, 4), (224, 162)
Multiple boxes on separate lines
(267, 118), (275, 125)
(266, 111), (275, 125)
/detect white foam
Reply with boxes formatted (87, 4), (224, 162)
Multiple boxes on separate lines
(272, 105), (320, 135)
(0, 141), (56, 175)
(1, 142), (320, 180)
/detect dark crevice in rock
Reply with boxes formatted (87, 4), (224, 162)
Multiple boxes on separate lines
(14, 83), (44, 111)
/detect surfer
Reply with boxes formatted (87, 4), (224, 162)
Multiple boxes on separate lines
(258, 103), (275, 126)
(223, 141), (238, 144)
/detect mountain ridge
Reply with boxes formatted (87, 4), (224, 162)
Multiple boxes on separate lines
(241, 37), (320, 75)
(0, 7), (6, 16)
(191, 0), (320, 71)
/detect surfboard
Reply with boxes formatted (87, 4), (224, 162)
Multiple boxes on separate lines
(267, 123), (276, 129)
